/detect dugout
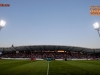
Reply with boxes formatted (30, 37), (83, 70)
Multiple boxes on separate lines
(46, 57), (52, 61)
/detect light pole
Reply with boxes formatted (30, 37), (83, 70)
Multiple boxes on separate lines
(93, 22), (100, 37)
(0, 20), (6, 30)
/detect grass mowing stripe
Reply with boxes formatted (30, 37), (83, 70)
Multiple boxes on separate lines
(66, 61), (100, 71)
(0, 60), (31, 71)
(0, 60), (47, 75)
(0, 59), (25, 65)
(49, 60), (100, 75)
(77, 60), (100, 65)
(64, 60), (100, 75)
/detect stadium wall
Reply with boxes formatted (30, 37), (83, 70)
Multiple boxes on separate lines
(1, 58), (97, 60)
(1, 58), (44, 60)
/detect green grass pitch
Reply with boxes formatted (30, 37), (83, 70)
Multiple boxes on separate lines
(0, 59), (100, 75)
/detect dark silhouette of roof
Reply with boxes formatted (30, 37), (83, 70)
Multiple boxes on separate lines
(0, 45), (100, 53)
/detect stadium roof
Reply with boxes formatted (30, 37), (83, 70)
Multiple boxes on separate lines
(0, 45), (100, 53)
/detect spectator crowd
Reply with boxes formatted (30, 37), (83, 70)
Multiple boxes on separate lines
(1, 52), (100, 59)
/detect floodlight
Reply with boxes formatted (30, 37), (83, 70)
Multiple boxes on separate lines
(0, 20), (6, 30)
(93, 22), (100, 30)
(93, 22), (100, 37)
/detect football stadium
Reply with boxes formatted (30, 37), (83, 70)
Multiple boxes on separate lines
(0, 0), (100, 75)
(0, 45), (100, 75)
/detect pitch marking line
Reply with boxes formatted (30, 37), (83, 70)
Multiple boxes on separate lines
(47, 61), (50, 75)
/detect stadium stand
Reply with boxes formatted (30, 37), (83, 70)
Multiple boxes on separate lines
(0, 45), (100, 59)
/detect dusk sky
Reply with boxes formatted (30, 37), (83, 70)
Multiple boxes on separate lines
(0, 0), (100, 48)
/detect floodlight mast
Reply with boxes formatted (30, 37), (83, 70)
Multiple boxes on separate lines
(93, 22), (100, 37)
(0, 26), (2, 31)
(0, 20), (6, 31)
(97, 30), (100, 37)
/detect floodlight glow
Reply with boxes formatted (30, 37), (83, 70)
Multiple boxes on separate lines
(93, 22), (100, 30)
(0, 20), (6, 27)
